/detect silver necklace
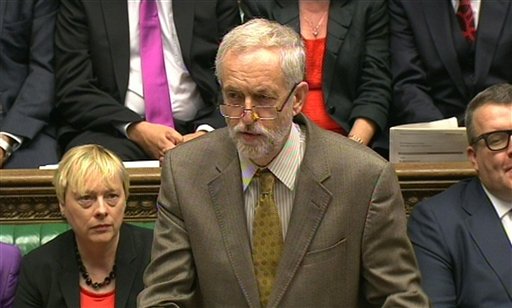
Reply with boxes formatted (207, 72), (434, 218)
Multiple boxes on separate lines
(302, 11), (328, 38)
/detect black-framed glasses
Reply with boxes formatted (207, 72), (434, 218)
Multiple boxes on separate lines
(470, 130), (512, 151)
(219, 83), (299, 121)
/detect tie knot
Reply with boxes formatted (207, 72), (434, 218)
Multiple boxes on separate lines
(459, 0), (471, 7)
(256, 169), (275, 195)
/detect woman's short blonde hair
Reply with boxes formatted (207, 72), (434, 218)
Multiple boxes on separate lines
(53, 144), (129, 204)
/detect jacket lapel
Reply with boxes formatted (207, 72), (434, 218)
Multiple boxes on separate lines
(323, 0), (352, 103)
(210, 118), (333, 306)
(172, 0), (194, 70)
(421, 0), (467, 97)
(208, 137), (260, 308)
(473, 0), (511, 87)
(100, 0), (130, 102)
(269, 117), (333, 307)
(114, 224), (137, 308)
(273, 0), (299, 31)
(58, 233), (80, 307)
(464, 179), (512, 299)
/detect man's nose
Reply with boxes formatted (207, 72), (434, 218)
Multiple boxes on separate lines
(240, 98), (260, 124)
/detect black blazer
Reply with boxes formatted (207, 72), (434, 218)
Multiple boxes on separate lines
(408, 178), (512, 307)
(242, 0), (391, 133)
(0, 0), (59, 167)
(14, 224), (153, 308)
(390, 0), (512, 125)
(55, 0), (240, 146)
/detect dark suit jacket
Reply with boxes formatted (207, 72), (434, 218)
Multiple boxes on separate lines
(0, 0), (59, 168)
(14, 224), (153, 308)
(242, 0), (391, 134)
(138, 115), (428, 307)
(408, 178), (512, 307)
(390, 0), (512, 125)
(55, 0), (240, 147)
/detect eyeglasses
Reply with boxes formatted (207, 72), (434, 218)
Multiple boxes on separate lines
(470, 130), (512, 151)
(219, 83), (299, 121)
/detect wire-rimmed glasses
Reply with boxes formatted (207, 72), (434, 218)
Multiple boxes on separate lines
(219, 83), (299, 121)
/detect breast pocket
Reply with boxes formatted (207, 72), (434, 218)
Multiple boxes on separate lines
(301, 236), (347, 266)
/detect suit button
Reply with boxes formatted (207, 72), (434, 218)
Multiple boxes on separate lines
(328, 106), (336, 114)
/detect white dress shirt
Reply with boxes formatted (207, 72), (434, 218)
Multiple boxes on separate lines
(452, 0), (482, 28)
(125, 0), (206, 123)
(240, 123), (306, 245)
(482, 184), (512, 246)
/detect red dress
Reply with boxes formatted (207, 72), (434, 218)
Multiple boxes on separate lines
(302, 37), (345, 135)
(80, 287), (115, 308)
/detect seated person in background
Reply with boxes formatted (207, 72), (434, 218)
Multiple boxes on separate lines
(55, 0), (241, 161)
(0, 0), (60, 168)
(389, 0), (512, 126)
(408, 84), (512, 307)
(0, 242), (22, 308)
(14, 144), (153, 308)
(138, 19), (428, 307)
(241, 0), (391, 146)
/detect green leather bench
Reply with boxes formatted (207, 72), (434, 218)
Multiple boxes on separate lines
(0, 222), (155, 255)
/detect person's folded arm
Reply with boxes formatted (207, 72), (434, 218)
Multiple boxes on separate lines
(1, 0), (59, 141)
(349, 0), (391, 138)
(55, 0), (142, 132)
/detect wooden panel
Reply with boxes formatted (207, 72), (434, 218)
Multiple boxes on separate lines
(0, 162), (476, 223)
(395, 162), (475, 216)
(0, 168), (161, 223)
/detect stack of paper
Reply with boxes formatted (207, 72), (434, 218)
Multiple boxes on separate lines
(389, 117), (468, 163)
(39, 160), (160, 169)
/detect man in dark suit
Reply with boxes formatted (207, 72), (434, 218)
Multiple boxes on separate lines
(138, 19), (429, 307)
(389, 0), (512, 125)
(0, 0), (60, 168)
(408, 84), (512, 307)
(55, 0), (240, 161)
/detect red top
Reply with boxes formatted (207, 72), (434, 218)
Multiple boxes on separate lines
(80, 287), (115, 308)
(302, 37), (345, 135)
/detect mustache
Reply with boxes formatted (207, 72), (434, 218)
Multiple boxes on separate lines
(232, 122), (268, 135)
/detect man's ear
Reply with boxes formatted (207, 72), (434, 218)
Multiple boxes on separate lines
(466, 145), (479, 173)
(292, 81), (308, 116)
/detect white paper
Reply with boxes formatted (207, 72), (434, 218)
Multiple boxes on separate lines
(39, 160), (160, 170)
(389, 117), (468, 163)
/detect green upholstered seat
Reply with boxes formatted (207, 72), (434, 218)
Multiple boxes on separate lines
(0, 222), (154, 255)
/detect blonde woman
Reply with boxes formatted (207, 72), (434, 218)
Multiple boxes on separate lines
(14, 145), (152, 308)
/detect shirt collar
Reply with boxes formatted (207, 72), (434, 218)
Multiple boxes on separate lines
(240, 123), (303, 191)
(481, 183), (512, 219)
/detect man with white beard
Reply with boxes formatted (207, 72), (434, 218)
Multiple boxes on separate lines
(138, 19), (429, 308)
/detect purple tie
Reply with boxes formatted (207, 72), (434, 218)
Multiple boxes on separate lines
(139, 0), (174, 127)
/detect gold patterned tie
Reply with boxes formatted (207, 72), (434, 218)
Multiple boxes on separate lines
(252, 169), (283, 307)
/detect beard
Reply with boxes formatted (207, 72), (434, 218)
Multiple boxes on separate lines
(228, 117), (292, 164)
